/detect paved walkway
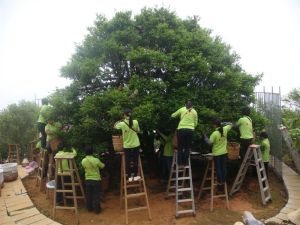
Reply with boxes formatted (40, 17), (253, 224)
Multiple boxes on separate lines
(266, 163), (300, 224)
(0, 166), (61, 225)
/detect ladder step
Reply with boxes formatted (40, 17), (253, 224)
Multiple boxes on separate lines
(178, 188), (192, 192)
(177, 209), (194, 215)
(213, 194), (227, 198)
(178, 177), (190, 180)
(178, 198), (193, 203)
(127, 192), (146, 199)
(263, 187), (269, 192)
(265, 196), (271, 202)
(261, 177), (266, 182)
(127, 184), (141, 188)
(169, 185), (184, 189)
(55, 190), (74, 193)
(128, 206), (148, 212)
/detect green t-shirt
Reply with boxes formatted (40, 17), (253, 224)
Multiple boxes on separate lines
(37, 105), (51, 124)
(81, 155), (105, 181)
(55, 148), (77, 173)
(159, 132), (174, 157)
(45, 122), (61, 142)
(210, 125), (232, 156)
(171, 106), (198, 130)
(261, 138), (270, 162)
(114, 118), (140, 148)
(237, 116), (253, 139)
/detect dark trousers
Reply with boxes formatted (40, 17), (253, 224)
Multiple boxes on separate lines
(162, 156), (173, 180)
(124, 147), (140, 177)
(177, 129), (193, 166)
(86, 180), (101, 213)
(240, 138), (253, 161)
(214, 154), (227, 183)
(37, 122), (47, 148)
(56, 176), (71, 203)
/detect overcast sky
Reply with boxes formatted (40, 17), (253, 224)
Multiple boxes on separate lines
(1, 0), (300, 110)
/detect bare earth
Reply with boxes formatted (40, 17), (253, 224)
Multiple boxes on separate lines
(22, 169), (287, 225)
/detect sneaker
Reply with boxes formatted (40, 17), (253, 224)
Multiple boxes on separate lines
(133, 176), (141, 181)
(128, 177), (133, 182)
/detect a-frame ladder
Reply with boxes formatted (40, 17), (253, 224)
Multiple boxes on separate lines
(230, 144), (271, 205)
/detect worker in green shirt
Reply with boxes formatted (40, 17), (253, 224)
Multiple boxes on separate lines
(45, 116), (62, 153)
(236, 107), (254, 160)
(156, 129), (175, 180)
(114, 108), (141, 182)
(54, 141), (77, 205)
(260, 131), (270, 178)
(204, 119), (232, 185)
(171, 100), (198, 166)
(81, 145), (105, 214)
(37, 98), (51, 148)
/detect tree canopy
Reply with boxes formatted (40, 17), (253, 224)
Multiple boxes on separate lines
(0, 101), (39, 158)
(51, 7), (261, 152)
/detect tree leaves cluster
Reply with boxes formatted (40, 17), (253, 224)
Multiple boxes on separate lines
(51, 7), (261, 153)
(0, 101), (39, 159)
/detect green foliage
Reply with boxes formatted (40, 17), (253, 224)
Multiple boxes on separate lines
(0, 101), (39, 158)
(48, 7), (263, 171)
(282, 88), (300, 150)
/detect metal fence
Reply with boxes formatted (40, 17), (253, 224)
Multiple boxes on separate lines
(254, 91), (282, 176)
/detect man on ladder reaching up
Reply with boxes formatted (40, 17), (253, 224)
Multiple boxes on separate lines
(171, 100), (198, 217)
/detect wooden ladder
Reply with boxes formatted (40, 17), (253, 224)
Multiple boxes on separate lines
(119, 152), (152, 225)
(8, 144), (20, 164)
(230, 144), (271, 205)
(36, 149), (47, 191)
(53, 153), (85, 224)
(198, 154), (229, 211)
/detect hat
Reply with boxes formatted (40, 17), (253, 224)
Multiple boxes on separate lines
(288, 209), (300, 225)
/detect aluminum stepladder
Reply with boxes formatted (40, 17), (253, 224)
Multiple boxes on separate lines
(119, 151), (152, 225)
(197, 154), (229, 211)
(229, 144), (271, 205)
(53, 153), (85, 225)
(173, 151), (195, 217)
(166, 151), (186, 197)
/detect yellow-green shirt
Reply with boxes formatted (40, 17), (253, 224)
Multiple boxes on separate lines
(114, 118), (140, 148)
(261, 138), (270, 162)
(55, 148), (77, 173)
(237, 116), (253, 139)
(210, 125), (232, 156)
(171, 106), (198, 130)
(81, 155), (105, 181)
(45, 122), (61, 142)
(37, 105), (51, 124)
(159, 132), (174, 157)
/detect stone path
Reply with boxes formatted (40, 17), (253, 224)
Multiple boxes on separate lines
(0, 166), (61, 225)
(266, 163), (300, 224)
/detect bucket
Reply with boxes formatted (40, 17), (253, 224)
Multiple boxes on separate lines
(0, 169), (4, 187)
(227, 142), (240, 160)
(0, 163), (18, 182)
(112, 135), (123, 152)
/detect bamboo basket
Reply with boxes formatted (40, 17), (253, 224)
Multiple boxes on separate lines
(227, 142), (240, 160)
(0, 163), (18, 182)
(112, 135), (123, 152)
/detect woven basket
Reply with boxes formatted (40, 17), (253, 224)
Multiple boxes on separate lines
(0, 163), (18, 182)
(112, 135), (123, 152)
(227, 142), (240, 160)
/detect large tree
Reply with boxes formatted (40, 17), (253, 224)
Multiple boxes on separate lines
(54, 7), (260, 152)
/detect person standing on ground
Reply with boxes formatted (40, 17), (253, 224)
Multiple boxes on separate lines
(81, 145), (105, 214)
(171, 100), (198, 166)
(156, 130), (175, 181)
(260, 131), (270, 178)
(114, 108), (141, 182)
(236, 107), (254, 160)
(37, 98), (51, 148)
(204, 119), (232, 185)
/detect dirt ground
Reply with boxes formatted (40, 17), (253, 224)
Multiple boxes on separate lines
(22, 167), (287, 225)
